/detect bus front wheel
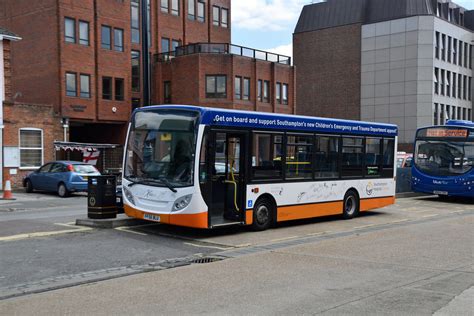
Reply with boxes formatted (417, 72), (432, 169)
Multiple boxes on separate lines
(343, 190), (359, 219)
(252, 198), (274, 231)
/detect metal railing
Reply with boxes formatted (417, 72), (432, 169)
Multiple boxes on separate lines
(155, 43), (291, 65)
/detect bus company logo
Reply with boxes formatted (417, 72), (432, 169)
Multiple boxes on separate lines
(433, 180), (448, 185)
(366, 182), (374, 196)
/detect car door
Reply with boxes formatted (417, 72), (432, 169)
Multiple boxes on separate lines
(30, 163), (53, 191)
(47, 163), (67, 192)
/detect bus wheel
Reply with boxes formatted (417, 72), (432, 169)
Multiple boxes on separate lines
(252, 198), (273, 231)
(343, 190), (359, 219)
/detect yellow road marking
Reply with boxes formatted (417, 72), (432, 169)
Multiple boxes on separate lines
(0, 226), (93, 242)
(183, 242), (231, 250)
(115, 226), (148, 236)
(270, 236), (300, 242)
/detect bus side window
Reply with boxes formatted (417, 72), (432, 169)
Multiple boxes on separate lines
(251, 133), (283, 180)
(315, 135), (339, 179)
(382, 138), (395, 177)
(366, 137), (382, 177)
(341, 137), (364, 178)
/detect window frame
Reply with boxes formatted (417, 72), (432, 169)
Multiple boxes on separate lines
(263, 80), (270, 103)
(114, 28), (124, 52)
(221, 8), (228, 28)
(115, 78), (125, 101)
(206, 75), (227, 99)
(257, 79), (263, 102)
(282, 83), (289, 105)
(161, 0), (169, 13)
(243, 77), (250, 101)
(161, 37), (170, 53)
(101, 25), (112, 50)
(65, 17), (76, 43)
(197, 1), (205, 22)
(251, 132), (284, 181)
(164, 81), (171, 103)
(132, 50), (141, 92)
(234, 76), (242, 100)
(79, 20), (89, 46)
(171, 0), (179, 16)
(213, 6), (220, 26)
(102, 76), (113, 100)
(19, 128), (44, 170)
(80, 74), (91, 98)
(276, 82), (281, 104)
(131, 0), (140, 43)
(66, 72), (77, 97)
(188, 0), (196, 20)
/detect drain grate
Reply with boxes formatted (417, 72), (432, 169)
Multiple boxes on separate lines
(191, 256), (224, 264)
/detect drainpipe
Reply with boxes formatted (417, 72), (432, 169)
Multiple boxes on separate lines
(141, 0), (150, 106)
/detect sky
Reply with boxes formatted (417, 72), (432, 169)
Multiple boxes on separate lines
(231, 0), (474, 59)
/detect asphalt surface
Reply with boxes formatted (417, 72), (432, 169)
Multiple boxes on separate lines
(0, 192), (472, 314)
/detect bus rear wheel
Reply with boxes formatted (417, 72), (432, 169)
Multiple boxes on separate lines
(343, 190), (359, 219)
(252, 198), (273, 231)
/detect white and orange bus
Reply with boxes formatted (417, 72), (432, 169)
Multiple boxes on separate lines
(122, 105), (398, 230)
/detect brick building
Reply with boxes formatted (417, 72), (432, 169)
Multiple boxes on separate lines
(294, 0), (474, 149)
(0, 0), (295, 188)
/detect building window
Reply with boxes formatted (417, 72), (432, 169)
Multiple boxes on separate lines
(19, 129), (43, 169)
(434, 103), (439, 125)
(115, 78), (124, 101)
(251, 133), (283, 180)
(282, 84), (288, 105)
(114, 28), (124, 52)
(172, 39), (180, 52)
(197, 1), (205, 22)
(459, 41), (463, 66)
(441, 34), (445, 61)
(469, 109), (472, 121)
(463, 108), (467, 120)
(171, 0), (179, 16)
(463, 75), (467, 100)
(65, 17), (76, 43)
(435, 32), (439, 59)
(243, 78), (250, 100)
(235, 76), (241, 99)
(447, 36), (451, 63)
(452, 72), (456, 98)
(102, 77), (112, 100)
(131, 0), (140, 43)
(66, 72), (77, 97)
(132, 50), (140, 92)
(469, 77), (472, 101)
(79, 21), (89, 45)
(263, 80), (270, 103)
(213, 6), (220, 26)
(440, 104), (445, 125)
(101, 25), (112, 50)
(164, 81), (171, 103)
(446, 71), (451, 97)
(470, 45), (473, 69)
(161, 37), (170, 53)
(188, 0), (195, 20)
(206, 75), (226, 98)
(257, 80), (262, 102)
(446, 105), (451, 120)
(161, 0), (168, 13)
(434, 68), (439, 95)
(80, 74), (90, 98)
(440, 69), (445, 96)
(458, 74), (462, 98)
(221, 8), (228, 28)
(276, 82), (281, 103)
(453, 39), (457, 65)
(464, 42), (468, 68)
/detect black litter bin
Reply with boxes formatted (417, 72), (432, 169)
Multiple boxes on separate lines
(88, 176), (117, 219)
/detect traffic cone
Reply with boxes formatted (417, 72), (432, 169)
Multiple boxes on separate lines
(1, 180), (16, 200)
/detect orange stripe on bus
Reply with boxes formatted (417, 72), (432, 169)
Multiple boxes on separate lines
(360, 196), (395, 211)
(124, 205), (209, 229)
(277, 201), (343, 222)
(246, 210), (253, 225)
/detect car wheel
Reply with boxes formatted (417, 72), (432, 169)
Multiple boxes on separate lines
(58, 183), (69, 198)
(25, 180), (34, 193)
(343, 190), (360, 219)
(251, 198), (274, 231)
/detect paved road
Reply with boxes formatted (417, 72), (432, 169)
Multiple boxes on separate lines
(0, 196), (472, 315)
(0, 192), (472, 314)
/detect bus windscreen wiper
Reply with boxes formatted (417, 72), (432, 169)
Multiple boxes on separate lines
(157, 177), (177, 193)
(127, 177), (177, 193)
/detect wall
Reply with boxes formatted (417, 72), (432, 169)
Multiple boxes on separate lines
(3, 102), (63, 188)
(294, 24), (362, 121)
(0, 39), (4, 190)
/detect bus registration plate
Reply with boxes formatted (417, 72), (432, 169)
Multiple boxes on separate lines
(143, 213), (161, 222)
(433, 191), (448, 196)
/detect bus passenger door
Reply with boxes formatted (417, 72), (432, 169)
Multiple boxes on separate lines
(209, 131), (247, 227)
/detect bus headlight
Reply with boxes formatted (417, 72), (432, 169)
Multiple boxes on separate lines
(173, 195), (192, 212)
(123, 187), (135, 205)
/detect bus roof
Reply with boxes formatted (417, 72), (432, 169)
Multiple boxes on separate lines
(138, 105), (398, 137)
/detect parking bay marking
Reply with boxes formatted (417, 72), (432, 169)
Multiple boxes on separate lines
(115, 226), (149, 236)
(183, 242), (231, 250)
(0, 224), (93, 242)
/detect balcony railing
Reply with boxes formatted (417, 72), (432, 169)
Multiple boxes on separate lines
(155, 43), (291, 65)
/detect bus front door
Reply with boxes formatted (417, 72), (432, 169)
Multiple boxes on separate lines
(209, 131), (246, 227)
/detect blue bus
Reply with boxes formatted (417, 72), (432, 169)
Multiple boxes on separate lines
(412, 120), (474, 199)
(122, 105), (398, 230)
